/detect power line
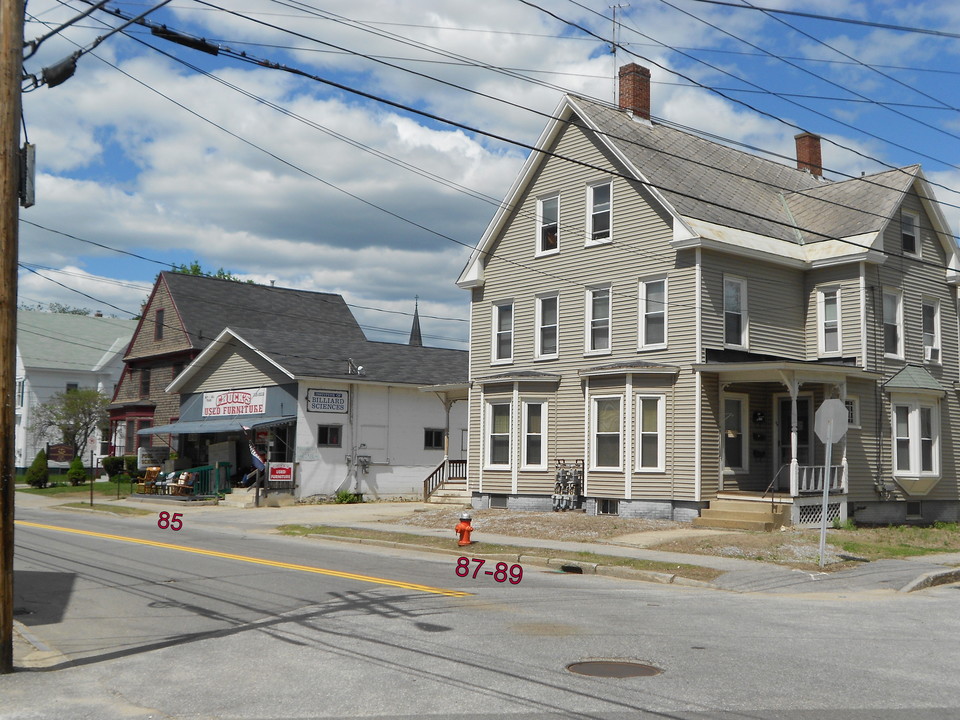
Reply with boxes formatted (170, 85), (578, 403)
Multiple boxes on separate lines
(683, 0), (960, 40)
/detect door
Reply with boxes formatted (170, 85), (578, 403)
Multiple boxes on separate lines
(777, 395), (812, 466)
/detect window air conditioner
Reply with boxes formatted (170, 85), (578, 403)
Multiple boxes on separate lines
(925, 346), (940, 362)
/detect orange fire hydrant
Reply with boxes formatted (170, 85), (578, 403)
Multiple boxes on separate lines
(455, 512), (474, 546)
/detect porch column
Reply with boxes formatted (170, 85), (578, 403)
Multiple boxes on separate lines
(838, 382), (848, 493)
(779, 371), (800, 496)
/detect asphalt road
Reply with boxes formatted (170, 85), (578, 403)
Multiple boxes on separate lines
(4, 505), (960, 719)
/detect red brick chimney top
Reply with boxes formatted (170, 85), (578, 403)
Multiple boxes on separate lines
(795, 132), (822, 178)
(619, 63), (651, 120)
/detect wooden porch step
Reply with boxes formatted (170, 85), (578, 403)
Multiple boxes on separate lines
(694, 499), (789, 532)
(693, 516), (775, 532)
(426, 487), (472, 505)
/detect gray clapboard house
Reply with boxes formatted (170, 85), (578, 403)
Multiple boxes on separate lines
(457, 64), (960, 527)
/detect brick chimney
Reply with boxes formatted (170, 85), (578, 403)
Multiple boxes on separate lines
(795, 132), (822, 177)
(619, 63), (651, 120)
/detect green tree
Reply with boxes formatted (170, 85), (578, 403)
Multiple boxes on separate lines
(173, 261), (251, 283)
(29, 388), (110, 460)
(24, 449), (49, 488)
(66, 457), (88, 486)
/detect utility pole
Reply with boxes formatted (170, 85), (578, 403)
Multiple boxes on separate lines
(0, 0), (23, 675)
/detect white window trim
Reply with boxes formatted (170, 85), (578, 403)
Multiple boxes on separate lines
(883, 288), (904, 360)
(485, 400), (512, 470)
(845, 396), (861, 430)
(817, 285), (842, 357)
(536, 193), (560, 257)
(635, 394), (665, 473)
(520, 399), (548, 471)
(722, 391), (749, 474)
(535, 292), (559, 361)
(891, 397), (940, 478)
(723, 276), (749, 350)
(591, 394), (623, 471)
(586, 180), (613, 246)
(901, 211), (920, 257)
(638, 277), (668, 351)
(491, 301), (514, 365)
(585, 285), (612, 356)
(922, 296), (941, 365)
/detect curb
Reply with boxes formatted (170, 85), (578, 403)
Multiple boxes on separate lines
(298, 532), (718, 588)
(899, 567), (960, 593)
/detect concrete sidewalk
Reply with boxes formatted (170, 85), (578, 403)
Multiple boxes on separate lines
(14, 492), (960, 595)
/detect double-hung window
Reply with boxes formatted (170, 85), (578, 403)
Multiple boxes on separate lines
(586, 286), (611, 354)
(636, 395), (664, 472)
(922, 298), (940, 364)
(487, 402), (511, 468)
(492, 302), (513, 363)
(535, 293), (559, 360)
(587, 181), (612, 244)
(893, 399), (939, 476)
(592, 396), (622, 470)
(883, 289), (903, 359)
(537, 195), (559, 256)
(723, 277), (747, 348)
(521, 401), (546, 469)
(818, 286), (841, 356)
(639, 278), (667, 349)
(901, 212), (919, 256)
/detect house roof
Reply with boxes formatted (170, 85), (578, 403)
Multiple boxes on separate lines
(883, 365), (946, 395)
(569, 95), (919, 245)
(17, 310), (138, 372)
(170, 324), (468, 392)
(158, 272), (366, 352)
(459, 93), (949, 286)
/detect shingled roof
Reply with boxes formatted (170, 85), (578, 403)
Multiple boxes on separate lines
(568, 94), (920, 245)
(160, 271), (366, 351)
(17, 310), (137, 372)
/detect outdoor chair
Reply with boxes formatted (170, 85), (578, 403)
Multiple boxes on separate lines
(136, 467), (161, 494)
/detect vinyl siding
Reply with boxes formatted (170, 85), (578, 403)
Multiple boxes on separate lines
(180, 344), (289, 394)
(865, 189), (959, 501)
(467, 116), (698, 501)
(701, 250), (805, 357)
(804, 266), (862, 362)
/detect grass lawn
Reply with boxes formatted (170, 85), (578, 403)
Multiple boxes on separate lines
(276, 524), (722, 582)
(17, 481), (132, 499)
(59, 502), (152, 516)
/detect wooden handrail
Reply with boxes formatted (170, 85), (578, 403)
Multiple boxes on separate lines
(422, 460), (447, 502)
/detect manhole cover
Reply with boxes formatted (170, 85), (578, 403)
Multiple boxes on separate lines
(566, 661), (661, 678)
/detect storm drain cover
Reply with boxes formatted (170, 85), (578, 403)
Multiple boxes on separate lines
(566, 661), (661, 678)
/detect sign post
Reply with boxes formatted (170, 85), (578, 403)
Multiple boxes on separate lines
(814, 399), (849, 568)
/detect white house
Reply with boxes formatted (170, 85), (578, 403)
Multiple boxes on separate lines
(16, 310), (137, 470)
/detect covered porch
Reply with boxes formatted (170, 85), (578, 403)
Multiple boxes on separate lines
(695, 359), (879, 526)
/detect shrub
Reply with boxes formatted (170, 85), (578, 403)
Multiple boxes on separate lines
(24, 450), (49, 488)
(66, 457), (88, 486)
(102, 456), (125, 479)
(124, 455), (138, 475)
(334, 490), (362, 504)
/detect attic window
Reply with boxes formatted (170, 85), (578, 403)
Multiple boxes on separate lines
(155, 309), (165, 340)
(901, 213), (918, 256)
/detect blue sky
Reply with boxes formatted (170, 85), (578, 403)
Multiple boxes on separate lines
(18, 1), (960, 348)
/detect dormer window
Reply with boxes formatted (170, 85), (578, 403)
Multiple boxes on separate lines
(901, 212), (919, 256)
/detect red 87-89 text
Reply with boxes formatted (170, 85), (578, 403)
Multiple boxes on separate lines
(455, 557), (522, 584)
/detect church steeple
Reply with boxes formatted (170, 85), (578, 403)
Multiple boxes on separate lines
(409, 296), (423, 347)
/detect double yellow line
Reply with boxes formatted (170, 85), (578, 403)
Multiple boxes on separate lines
(16, 520), (470, 597)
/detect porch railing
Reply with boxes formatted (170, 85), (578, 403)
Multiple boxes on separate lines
(422, 458), (467, 501)
(796, 464), (844, 495)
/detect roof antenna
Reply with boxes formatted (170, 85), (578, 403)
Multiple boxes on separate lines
(610, 3), (630, 103)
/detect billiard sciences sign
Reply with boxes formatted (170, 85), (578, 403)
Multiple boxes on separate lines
(202, 387), (267, 417)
